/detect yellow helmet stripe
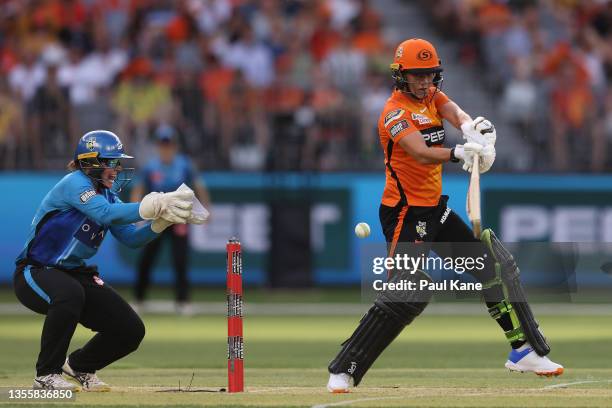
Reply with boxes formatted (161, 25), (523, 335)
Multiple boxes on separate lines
(77, 152), (99, 160)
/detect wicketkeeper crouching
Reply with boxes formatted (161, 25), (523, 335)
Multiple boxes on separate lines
(13, 130), (207, 392)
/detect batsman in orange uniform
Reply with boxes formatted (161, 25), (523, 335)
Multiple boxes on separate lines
(326, 39), (563, 393)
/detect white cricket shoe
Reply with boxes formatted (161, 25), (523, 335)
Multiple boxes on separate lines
(62, 358), (111, 392)
(327, 373), (352, 393)
(504, 345), (564, 377)
(33, 374), (81, 391)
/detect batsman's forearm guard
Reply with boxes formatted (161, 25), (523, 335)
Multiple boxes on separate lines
(328, 269), (433, 386)
(481, 229), (550, 356)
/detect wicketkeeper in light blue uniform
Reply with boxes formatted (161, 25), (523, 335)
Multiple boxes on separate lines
(13, 130), (201, 392)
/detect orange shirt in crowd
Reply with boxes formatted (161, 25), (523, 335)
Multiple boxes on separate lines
(352, 31), (385, 56)
(200, 67), (235, 103)
(378, 88), (450, 207)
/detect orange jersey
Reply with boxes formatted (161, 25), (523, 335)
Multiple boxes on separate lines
(378, 89), (450, 207)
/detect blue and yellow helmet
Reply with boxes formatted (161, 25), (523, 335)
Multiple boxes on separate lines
(74, 130), (134, 191)
(74, 130), (133, 161)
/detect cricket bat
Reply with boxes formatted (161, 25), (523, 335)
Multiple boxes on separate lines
(467, 154), (481, 238)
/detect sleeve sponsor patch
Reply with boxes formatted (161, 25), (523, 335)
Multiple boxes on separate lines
(389, 119), (410, 139)
(411, 112), (433, 125)
(383, 108), (405, 127)
(79, 190), (97, 203)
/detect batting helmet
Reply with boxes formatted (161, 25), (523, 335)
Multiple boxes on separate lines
(390, 38), (443, 96)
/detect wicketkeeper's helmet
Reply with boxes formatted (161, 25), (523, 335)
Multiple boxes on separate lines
(74, 130), (134, 191)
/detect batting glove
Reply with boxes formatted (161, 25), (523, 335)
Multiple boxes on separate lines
(461, 116), (496, 147)
(454, 142), (483, 172)
(478, 144), (496, 173)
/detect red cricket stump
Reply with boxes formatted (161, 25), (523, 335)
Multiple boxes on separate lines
(227, 238), (244, 393)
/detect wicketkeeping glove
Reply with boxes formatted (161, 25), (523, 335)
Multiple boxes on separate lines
(150, 184), (210, 233)
(139, 190), (194, 224)
(151, 218), (173, 233)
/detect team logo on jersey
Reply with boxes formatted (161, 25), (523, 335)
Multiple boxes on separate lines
(389, 120), (410, 139)
(411, 112), (432, 125)
(416, 221), (427, 239)
(384, 109), (405, 127)
(86, 138), (96, 151)
(80, 190), (96, 203)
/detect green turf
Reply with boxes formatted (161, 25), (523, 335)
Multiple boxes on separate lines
(0, 286), (365, 304)
(2, 286), (612, 304)
(1, 314), (612, 407)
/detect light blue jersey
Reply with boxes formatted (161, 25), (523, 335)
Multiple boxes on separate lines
(141, 154), (196, 193)
(17, 171), (158, 269)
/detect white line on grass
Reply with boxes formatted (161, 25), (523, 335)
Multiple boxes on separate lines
(1, 302), (612, 316)
(311, 396), (404, 408)
(542, 380), (612, 390)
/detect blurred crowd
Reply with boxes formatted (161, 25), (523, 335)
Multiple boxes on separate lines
(423, 0), (612, 172)
(0, 0), (395, 171)
(2, 0), (611, 173)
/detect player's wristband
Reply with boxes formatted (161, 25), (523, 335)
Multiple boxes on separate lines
(449, 147), (460, 163)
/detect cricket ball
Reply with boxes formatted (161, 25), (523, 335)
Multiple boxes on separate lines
(354, 222), (371, 238)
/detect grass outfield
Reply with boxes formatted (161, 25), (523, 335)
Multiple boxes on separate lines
(1, 314), (611, 407)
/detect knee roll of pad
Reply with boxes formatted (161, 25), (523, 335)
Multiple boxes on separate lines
(375, 269), (433, 325)
(328, 270), (433, 385)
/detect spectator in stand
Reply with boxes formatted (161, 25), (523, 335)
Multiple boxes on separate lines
(500, 58), (538, 152)
(265, 70), (306, 170)
(350, 0), (384, 57)
(544, 43), (597, 171)
(192, 0), (232, 35)
(173, 67), (206, 159)
(310, 7), (341, 63)
(218, 26), (275, 89)
(219, 70), (270, 170)
(303, 69), (346, 171)
(321, 32), (366, 97)
(30, 46), (76, 168)
(0, 75), (24, 169)
(199, 53), (235, 166)
(112, 57), (173, 164)
(8, 49), (45, 106)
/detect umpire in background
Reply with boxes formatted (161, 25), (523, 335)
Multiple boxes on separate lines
(131, 124), (211, 315)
